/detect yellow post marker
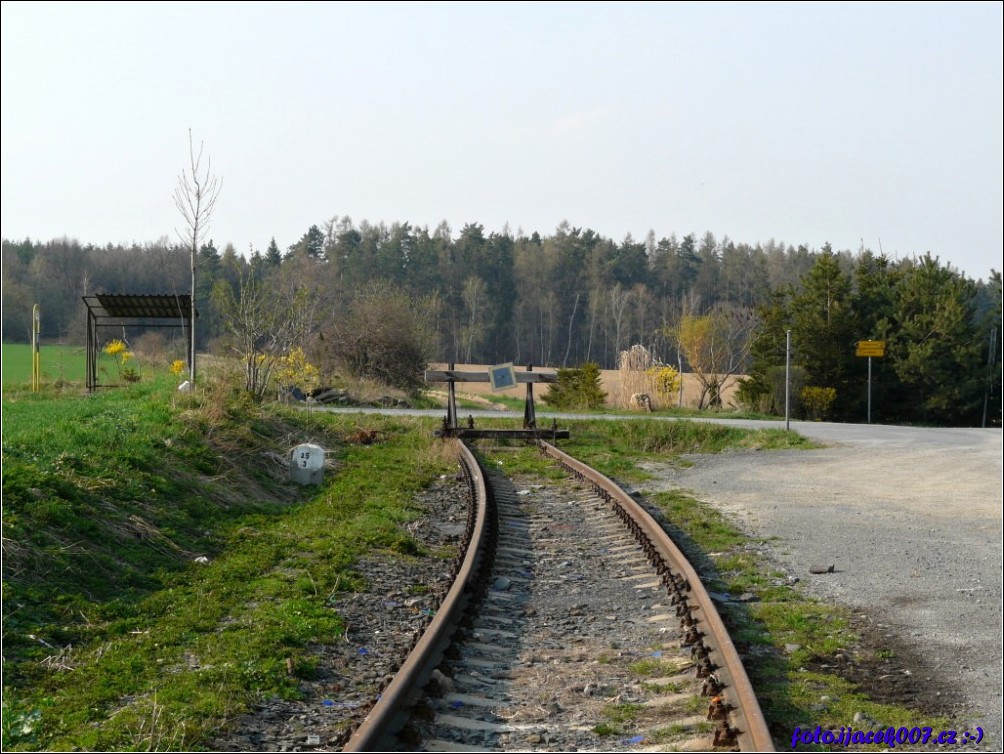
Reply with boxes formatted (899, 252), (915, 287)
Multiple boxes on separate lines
(855, 340), (886, 422)
(855, 340), (886, 358)
(31, 304), (41, 392)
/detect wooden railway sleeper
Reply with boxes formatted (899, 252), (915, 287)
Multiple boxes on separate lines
(549, 449), (746, 749)
(553, 455), (748, 743)
(533, 440), (776, 752)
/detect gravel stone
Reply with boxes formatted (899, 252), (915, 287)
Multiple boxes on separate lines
(394, 463), (719, 752)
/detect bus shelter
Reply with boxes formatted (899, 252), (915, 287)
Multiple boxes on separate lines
(83, 294), (195, 391)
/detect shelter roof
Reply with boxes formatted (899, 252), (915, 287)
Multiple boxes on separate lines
(83, 294), (196, 322)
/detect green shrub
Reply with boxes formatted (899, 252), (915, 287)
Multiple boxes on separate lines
(543, 362), (606, 410)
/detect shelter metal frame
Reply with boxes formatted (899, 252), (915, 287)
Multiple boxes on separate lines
(83, 294), (196, 392)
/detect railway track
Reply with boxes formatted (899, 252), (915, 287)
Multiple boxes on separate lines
(343, 439), (773, 752)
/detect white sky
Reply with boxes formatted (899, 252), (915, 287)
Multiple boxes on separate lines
(2, 1), (1001, 280)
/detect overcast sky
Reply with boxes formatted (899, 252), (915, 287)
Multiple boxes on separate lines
(2, 1), (1001, 279)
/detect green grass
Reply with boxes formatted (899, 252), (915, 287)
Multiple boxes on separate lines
(487, 394), (530, 411)
(592, 722), (618, 737)
(559, 418), (816, 483)
(603, 701), (643, 724)
(2, 378), (456, 750)
(468, 417), (813, 486)
(628, 656), (692, 677)
(2, 341), (178, 388)
(2, 343), (92, 385)
(649, 721), (715, 742)
(651, 490), (746, 552)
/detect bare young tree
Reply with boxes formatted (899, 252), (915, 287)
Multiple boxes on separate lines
(608, 284), (633, 366)
(212, 268), (318, 402)
(672, 307), (757, 408)
(461, 275), (486, 363)
(174, 129), (221, 383)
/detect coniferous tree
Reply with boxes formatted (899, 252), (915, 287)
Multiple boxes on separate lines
(543, 362), (606, 409)
(265, 237), (282, 267)
(789, 246), (856, 418)
(889, 255), (984, 424)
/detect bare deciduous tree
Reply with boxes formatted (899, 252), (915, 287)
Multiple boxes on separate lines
(608, 284), (633, 365)
(461, 275), (486, 364)
(325, 280), (437, 394)
(212, 269), (318, 402)
(673, 308), (757, 409)
(174, 129), (221, 383)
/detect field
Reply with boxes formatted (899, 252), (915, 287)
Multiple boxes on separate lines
(2, 343), (91, 385)
(1, 343), (170, 387)
(3, 343), (85, 385)
(428, 361), (745, 410)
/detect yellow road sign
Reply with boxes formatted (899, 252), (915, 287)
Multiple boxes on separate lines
(856, 340), (886, 357)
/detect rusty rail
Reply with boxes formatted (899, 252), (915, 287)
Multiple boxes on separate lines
(343, 439), (773, 751)
(342, 439), (495, 751)
(538, 439), (775, 752)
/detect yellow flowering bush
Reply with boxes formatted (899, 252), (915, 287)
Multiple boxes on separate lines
(647, 365), (682, 404)
(801, 386), (836, 421)
(275, 347), (320, 397)
(104, 339), (141, 383)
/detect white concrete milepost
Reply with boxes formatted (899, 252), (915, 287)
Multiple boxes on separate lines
(290, 443), (324, 486)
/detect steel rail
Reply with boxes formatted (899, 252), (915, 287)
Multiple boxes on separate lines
(342, 439), (494, 751)
(539, 439), (775, 752)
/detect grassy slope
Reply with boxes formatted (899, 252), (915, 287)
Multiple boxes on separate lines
(2, 378), (451, 750)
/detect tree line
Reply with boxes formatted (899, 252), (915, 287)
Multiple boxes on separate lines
(2, 219), (999, 425)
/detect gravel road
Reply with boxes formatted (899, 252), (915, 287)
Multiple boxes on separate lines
(637, 421), (1002, 748)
